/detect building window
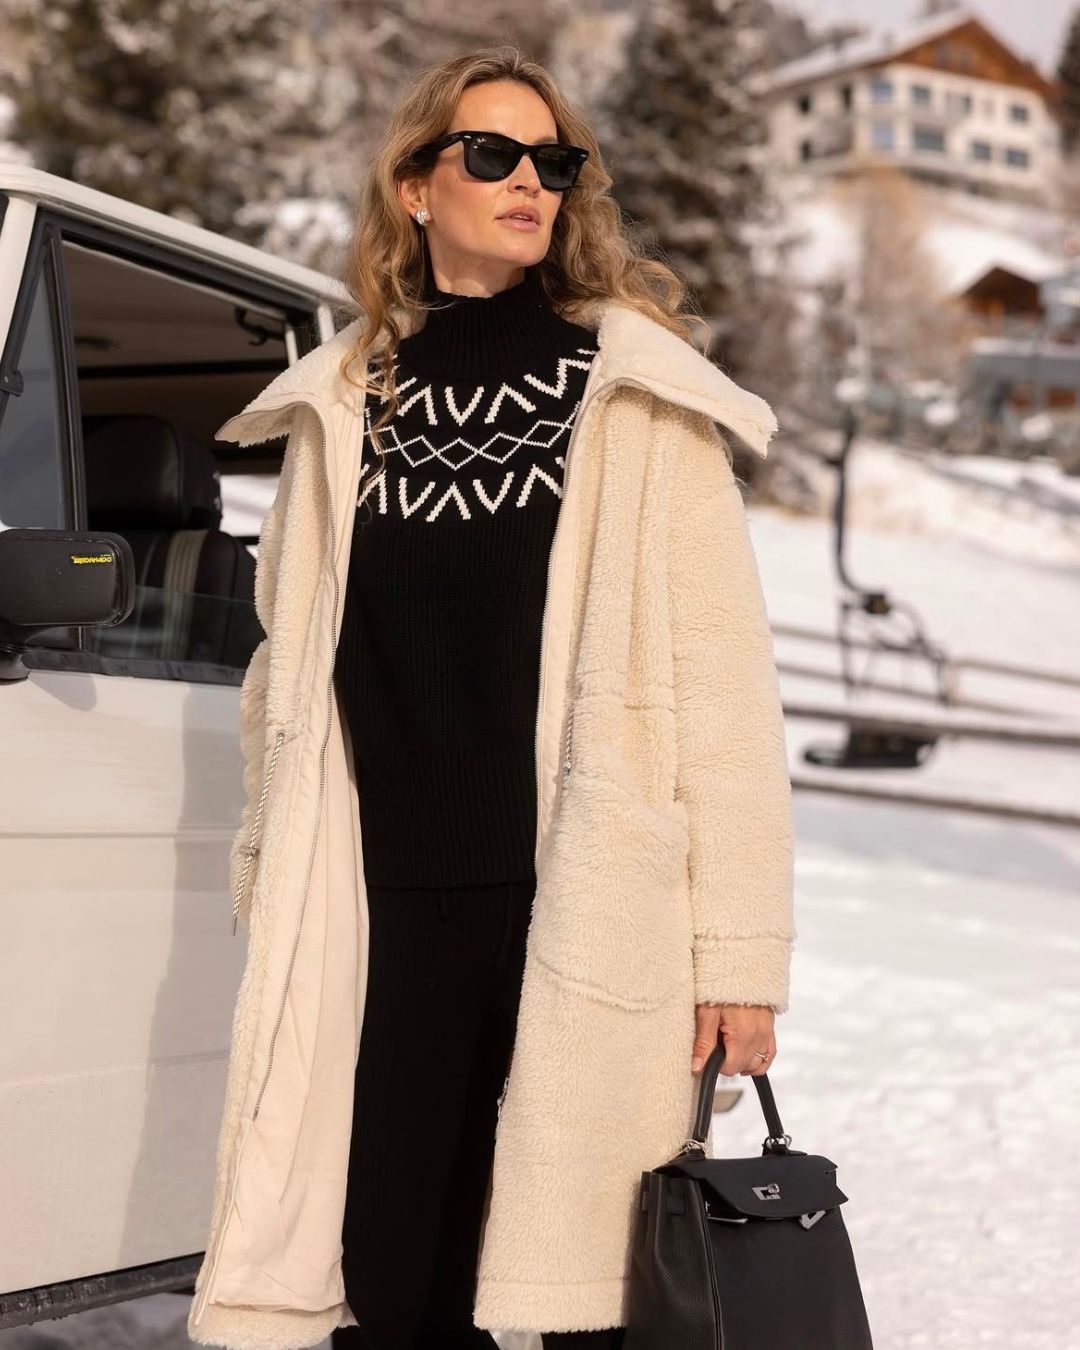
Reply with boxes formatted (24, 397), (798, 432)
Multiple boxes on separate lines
(970, 140), (992, 161)
(946, 91), (972, 117)
(840, 83), (853, 111)
(797, 91), (813, 115)
(911, 83), (932, 106)
(799, 139), (813, 162)
(1008, 102), (1030, 123)
(913, 124), (946, 153)
(869, 76), (893, 103)
(871, 119), (895, 151)
(1005, 146), (1031, 168)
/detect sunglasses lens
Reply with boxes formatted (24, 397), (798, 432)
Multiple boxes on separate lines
(466, 136), (520, 180)
(534, 147), (582, 190)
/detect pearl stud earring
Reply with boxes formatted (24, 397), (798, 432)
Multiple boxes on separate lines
(415, 208), (431, 225)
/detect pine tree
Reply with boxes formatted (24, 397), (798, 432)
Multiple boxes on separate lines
(328, 0), (555, 166)
(260, 0), (556, 271)
(5, 0), (328, 246)
(1057, 6), (1080, 158)
(758, 0), (863, 69)
(603, 0), (794, 390)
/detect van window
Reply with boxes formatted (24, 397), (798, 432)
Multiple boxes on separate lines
(0, 252), (68, 529)
(25, 225), (318, 686)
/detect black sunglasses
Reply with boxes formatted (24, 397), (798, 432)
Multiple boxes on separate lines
(416, 130), (588, 192)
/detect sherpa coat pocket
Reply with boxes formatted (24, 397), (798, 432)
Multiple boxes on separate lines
(531, 759), (691, 1012)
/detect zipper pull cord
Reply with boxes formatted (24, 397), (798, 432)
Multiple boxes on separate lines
(231, 729), (286, 935)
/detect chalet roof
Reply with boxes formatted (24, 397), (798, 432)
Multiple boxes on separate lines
(761, 9), (1051, 100)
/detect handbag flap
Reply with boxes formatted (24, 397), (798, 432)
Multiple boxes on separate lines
(661, 1153), (848, 1220)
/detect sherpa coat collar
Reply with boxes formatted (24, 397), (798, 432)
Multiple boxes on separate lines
(187, 291), (794, 1350)
(210, 293), (777, 458)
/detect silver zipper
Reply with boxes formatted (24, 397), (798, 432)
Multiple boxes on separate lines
(252, 404), (341, 1123)
(535, 372), (636, 856)
(532, 376), (603, 864)
(231, 727), (286, 936)
(561, 702), (574, 785)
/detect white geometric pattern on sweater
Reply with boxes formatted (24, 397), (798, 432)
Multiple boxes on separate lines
(375, 347), (598, 427)
(356, 345), (596, 522)
(362, 401), (583, 474)
(358, 455), (567, 523)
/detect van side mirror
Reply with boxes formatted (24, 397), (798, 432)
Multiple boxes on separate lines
(0, 528), (135, 681)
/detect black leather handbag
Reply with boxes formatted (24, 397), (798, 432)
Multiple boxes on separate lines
(623, 1039), (874, 1349)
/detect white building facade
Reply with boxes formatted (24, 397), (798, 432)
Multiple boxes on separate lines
(763, 11), (1061, 206)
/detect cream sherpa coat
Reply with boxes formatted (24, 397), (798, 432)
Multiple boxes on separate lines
(186, 291), (796, 1349)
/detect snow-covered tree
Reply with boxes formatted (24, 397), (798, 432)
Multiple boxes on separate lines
(273, 0), (558, 273)
(836, 166), (970, 395)
(603, 0), (796, 393)
(758, 1), (863, 71)
(1057, 6), (1080, 159)
(5, 0), (336, 246)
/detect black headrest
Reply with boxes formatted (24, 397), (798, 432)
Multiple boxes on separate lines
(83, 414), (223, 530)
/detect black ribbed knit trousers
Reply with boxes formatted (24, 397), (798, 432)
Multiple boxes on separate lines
(329, 877), (626, 1350)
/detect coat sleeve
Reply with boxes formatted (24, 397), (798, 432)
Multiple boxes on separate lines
(667, 410), (796, 1013)
(225, 419), (297, 928)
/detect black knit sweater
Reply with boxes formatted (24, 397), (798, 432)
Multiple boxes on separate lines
(334, 266), (598, 888)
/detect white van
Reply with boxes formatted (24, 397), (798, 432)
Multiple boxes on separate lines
(0, 163), (346, 1329)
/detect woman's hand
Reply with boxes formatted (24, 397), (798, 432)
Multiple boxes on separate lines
(691, 1003), (776, 1077)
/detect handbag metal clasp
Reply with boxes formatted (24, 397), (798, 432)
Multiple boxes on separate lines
(799, 1210), (827, 1229)
(704, 1200), (749, 1225)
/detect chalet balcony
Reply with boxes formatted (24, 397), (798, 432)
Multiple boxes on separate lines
(807, 111), (856, 158)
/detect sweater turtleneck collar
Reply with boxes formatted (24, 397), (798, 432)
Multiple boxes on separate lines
(398, 265), (585, 381)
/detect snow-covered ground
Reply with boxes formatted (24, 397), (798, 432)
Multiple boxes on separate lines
(828, 441), (1080, 567)
(781, 171), (1068, 298)
(6, 445), (1079, 1350)
(760, 437), (1080, 647)
(768, 792), (1080, 1350)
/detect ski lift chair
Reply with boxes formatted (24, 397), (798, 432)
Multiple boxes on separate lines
(804, 410), (953, 772)
(803, 586), (952, 770)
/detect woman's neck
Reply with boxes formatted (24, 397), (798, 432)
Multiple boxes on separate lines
(399, 266), (581, 380)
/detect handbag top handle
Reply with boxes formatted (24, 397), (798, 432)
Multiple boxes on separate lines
(691, 1041), (793, 1155)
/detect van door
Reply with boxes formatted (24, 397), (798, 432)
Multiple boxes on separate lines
(0, 202), (320, 1304)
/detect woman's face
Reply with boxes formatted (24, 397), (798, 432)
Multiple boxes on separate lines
(400, 80), (564, 292)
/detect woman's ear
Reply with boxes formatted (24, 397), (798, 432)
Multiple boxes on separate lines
(397, 174), (423, 220)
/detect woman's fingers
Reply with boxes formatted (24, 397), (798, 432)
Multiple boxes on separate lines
(691, 1004), (722, 1073)
(692, 1003), (778, 1077)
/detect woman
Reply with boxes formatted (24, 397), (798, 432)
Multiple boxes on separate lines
(188, 45), (795, 1350)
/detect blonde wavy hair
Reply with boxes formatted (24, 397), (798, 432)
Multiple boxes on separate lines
(334, 45), (711, 487)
